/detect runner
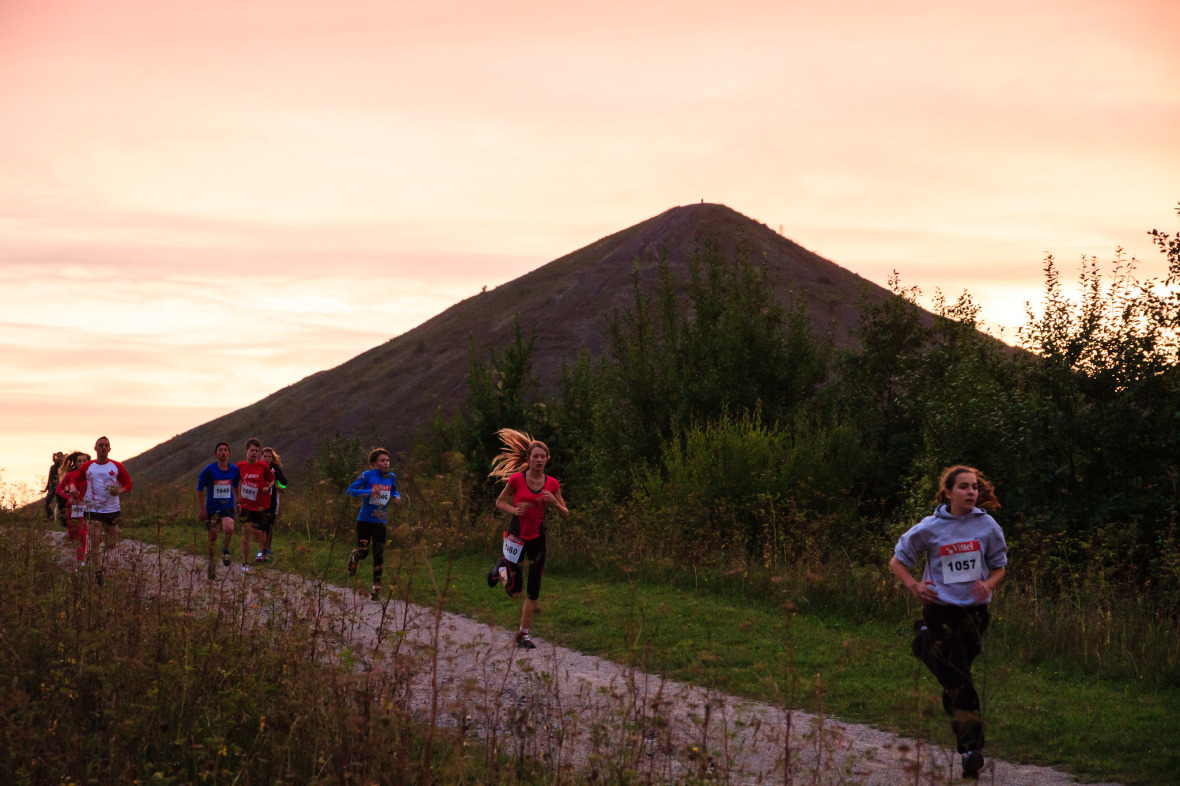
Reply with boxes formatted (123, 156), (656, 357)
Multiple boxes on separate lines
(55, 451), (91, 567)
(197, 441), (241, 580)
(44, 451), (64, 521)
(256, 446), (287, 562)
(235, 438), (275, 575)
(487, 429), (569, 650)
(69, 436), (133, 585)
(345, 448), (403, 600)
(889, 465), (1008, 781)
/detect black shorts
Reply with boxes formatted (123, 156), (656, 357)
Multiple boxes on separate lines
(87, 511), (121, 527)
(205, 510), (234, 529)
(242, 509), (269, 531)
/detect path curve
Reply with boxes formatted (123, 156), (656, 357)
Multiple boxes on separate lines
(81, 536), (1118, 786)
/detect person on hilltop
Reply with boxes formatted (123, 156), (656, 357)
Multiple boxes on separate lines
(235, 438), (275, 575)
(889, 465), (1008, 781)
(197, 441), (241, 580)
(345, 448), (404, 601)
(256, 446), (287, 562)
(44, 451), (64, 520)
(55, 451), (91, 567)
(486, 429), (569, 651)
(68, 436), (133, 585)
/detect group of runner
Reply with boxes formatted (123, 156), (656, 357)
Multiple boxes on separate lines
(51, 436), (133, 585)
(195, 438), (288, 579)
(44, 429), (1003, 780)
(477, 430), (1004, 780)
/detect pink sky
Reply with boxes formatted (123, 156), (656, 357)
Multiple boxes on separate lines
(2, 0), (1179, 498)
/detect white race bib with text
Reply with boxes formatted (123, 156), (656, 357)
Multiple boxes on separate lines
(940, 540), (983, 584)
(502, 535), (524, 564)
(370, 483), (391, 507)
(240, 482), (259, 502)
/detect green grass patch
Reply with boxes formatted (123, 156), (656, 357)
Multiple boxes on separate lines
(115, 514), (1179, 785)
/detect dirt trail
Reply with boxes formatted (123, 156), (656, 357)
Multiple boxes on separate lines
(86, 536), (1117, 786)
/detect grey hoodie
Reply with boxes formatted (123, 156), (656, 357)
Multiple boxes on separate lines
(894, 505), (1008, 606)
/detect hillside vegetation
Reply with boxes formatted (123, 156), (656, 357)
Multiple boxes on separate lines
(436, 210), (1180, 630)
(124, 204), (901, 486)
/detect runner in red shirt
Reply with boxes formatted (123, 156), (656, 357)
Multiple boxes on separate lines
(488, 429), (569, 650)
(55, 451), (91, 567)
(69, 436), (133, 585)
(235, 438), (275, 575)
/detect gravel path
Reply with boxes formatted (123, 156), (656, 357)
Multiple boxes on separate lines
(84, 536), (1119, 786)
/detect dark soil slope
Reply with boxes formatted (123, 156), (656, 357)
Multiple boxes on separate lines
(126, 203), (896, 485)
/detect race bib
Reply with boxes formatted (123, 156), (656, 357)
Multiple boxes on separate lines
(213, 480), (232, 500)
(370, 483), (391, 507)
(940, 540), (983, 584)
(240, 482), (259, 502)
(70, 506), (83, 519)
(502, 535), (524, 564)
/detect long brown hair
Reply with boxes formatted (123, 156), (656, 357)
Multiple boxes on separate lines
(488, 428), (549, 482)
(935, 465), (1000, 512)
(263, 446), (283, 468)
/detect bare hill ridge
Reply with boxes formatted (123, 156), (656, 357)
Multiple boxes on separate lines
(126, 203), (897, 485)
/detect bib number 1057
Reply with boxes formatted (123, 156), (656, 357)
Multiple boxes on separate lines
(940, 540), (983, 584)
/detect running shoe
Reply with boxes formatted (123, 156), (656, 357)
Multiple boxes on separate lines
(515, 632), (536, 650)
(347, 553), (359, 575)
(262, 549), (271, 561)
(222, 550), (231, 567)
(962, 750), (984, 780)
(370, 584), (381, 601)
(207, 565), (216, 580)
(241, 564), (251, 575)
(255, 550), (265, 563)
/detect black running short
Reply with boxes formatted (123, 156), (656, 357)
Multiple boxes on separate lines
(86, 511), (121, 527)
(242, 509), (268, 531)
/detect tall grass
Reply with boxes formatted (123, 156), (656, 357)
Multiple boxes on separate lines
(127, 449), (1180, 691)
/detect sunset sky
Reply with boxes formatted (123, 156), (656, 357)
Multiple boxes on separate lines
(2, 0), (1179, 499)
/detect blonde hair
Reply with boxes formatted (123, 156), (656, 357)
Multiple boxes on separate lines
(488, 428), (549, 481)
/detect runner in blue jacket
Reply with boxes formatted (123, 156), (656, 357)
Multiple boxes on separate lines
(345, 448), (404, 600)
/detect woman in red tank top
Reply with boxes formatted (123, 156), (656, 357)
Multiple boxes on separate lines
(489, 429), (569, 649)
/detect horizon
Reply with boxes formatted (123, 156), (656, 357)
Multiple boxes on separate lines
(3, 0), (1179, 498)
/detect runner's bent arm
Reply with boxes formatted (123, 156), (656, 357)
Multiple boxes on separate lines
(495, 482), (526, 517)
(889, 556), (938, 603)
(970, 566), (1005, 602)
(540, 488), (569, 519)
(346, 474), (371, 497)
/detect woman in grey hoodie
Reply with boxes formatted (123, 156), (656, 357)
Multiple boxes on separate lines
(889, 466), (1008, 780)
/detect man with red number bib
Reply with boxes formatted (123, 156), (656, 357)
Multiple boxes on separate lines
(235, 438), (275, 575)
(488, 429), (569, 650)
(889, 465), (1008, 781)
(70, 436), (133, 585)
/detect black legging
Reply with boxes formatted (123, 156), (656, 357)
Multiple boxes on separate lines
(911, 603), (990, 753)
(353, 520), (386, 583)
(522, 531), (546, 600)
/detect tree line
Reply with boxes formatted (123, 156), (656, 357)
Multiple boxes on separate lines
(432, 207), (1180, 607)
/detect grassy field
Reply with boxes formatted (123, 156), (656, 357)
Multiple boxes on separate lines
(101, 510), (1180, 786)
